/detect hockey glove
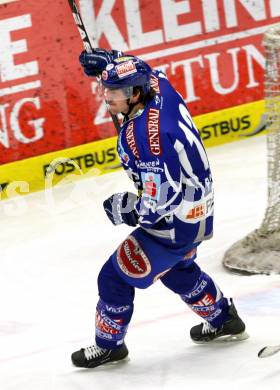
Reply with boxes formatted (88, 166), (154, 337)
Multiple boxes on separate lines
(103, 192), (139, 227)
(79, 49), (123, 77)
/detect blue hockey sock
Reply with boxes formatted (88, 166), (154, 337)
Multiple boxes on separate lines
(95, 298), (133, 349)
(180, 271), (230, 328)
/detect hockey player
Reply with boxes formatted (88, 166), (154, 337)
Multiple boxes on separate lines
(71, 49), (248, 369)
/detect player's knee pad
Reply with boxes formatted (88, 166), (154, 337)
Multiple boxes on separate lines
(98, 258), (135, 305)
(180, 271), (229, 326)
(95, 298), (133, 349)
(161, 262), (202, 294)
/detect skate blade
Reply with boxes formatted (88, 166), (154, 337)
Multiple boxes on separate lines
(215, 331), (250, 343)
(85, 356), (130, 370)
(106, 356), (130, 366)
(193, 331), (250, 344)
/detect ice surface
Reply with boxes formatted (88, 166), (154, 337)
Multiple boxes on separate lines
(1, 135), (280, 390)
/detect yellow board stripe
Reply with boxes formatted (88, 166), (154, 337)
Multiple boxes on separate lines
(0, 136), (119, 200)
(0, 100), (265, 200)
(196, 99), (265, 147)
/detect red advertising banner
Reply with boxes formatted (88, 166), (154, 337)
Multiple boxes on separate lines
(0, 0), (280, 164)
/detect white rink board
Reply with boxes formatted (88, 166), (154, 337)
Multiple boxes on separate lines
(1, 135), (280, 390)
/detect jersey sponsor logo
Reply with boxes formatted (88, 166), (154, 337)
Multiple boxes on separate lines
(116, 60), (137, 78)
(186, 194), (214, 221)
(190, 307), (222, 323)
(117, 236), (151, 278)
(147, 108), (161, 156)
(190, 305), (215, 318)
(141, 172), (161, 201)
(194, 293), (216, 307)
(144, 175), (157, 197)
(135, 158), (164, 173)
(126, 121), (139, 159)
(186, 204), (205, 220)
(105, 305), (130, 314)
(190, 306), (213, 317)
(150, 74), (160, 94)
(96, 312), (122, 335)
(191, 306), (222, 322)
(96, 329), (113, 340)
(181, 280), (208, 300)
(190, 293), (216, 318)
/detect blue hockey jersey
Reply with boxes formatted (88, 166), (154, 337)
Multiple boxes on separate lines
(117, 70), (214, 247)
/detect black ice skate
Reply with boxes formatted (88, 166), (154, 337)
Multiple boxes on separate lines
(190, 299), (249, 343)
(71, 343), (129, 368)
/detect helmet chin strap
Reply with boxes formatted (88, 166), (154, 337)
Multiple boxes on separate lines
(122, 98), (138, 121)
(104, 99), (133, 117)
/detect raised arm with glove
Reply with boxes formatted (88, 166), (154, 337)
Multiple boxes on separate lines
(79, 49), (124, 77)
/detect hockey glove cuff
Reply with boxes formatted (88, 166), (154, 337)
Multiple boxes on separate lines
(103, 192), (139, 227)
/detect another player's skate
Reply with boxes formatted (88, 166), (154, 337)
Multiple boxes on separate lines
(190, 299), (249, 343)
(71, 343), (129, 368)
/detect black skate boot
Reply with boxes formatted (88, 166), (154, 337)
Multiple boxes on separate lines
(71, 343), (129, 368)
(190, 299), (248, 343)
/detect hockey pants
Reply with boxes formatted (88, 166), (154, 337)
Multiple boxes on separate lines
(96, 228), (230, 349)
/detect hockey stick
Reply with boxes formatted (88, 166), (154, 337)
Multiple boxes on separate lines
(67, 0), (121, 134)
(258, 344), (280, 358)
(239, 114), (268, 137)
